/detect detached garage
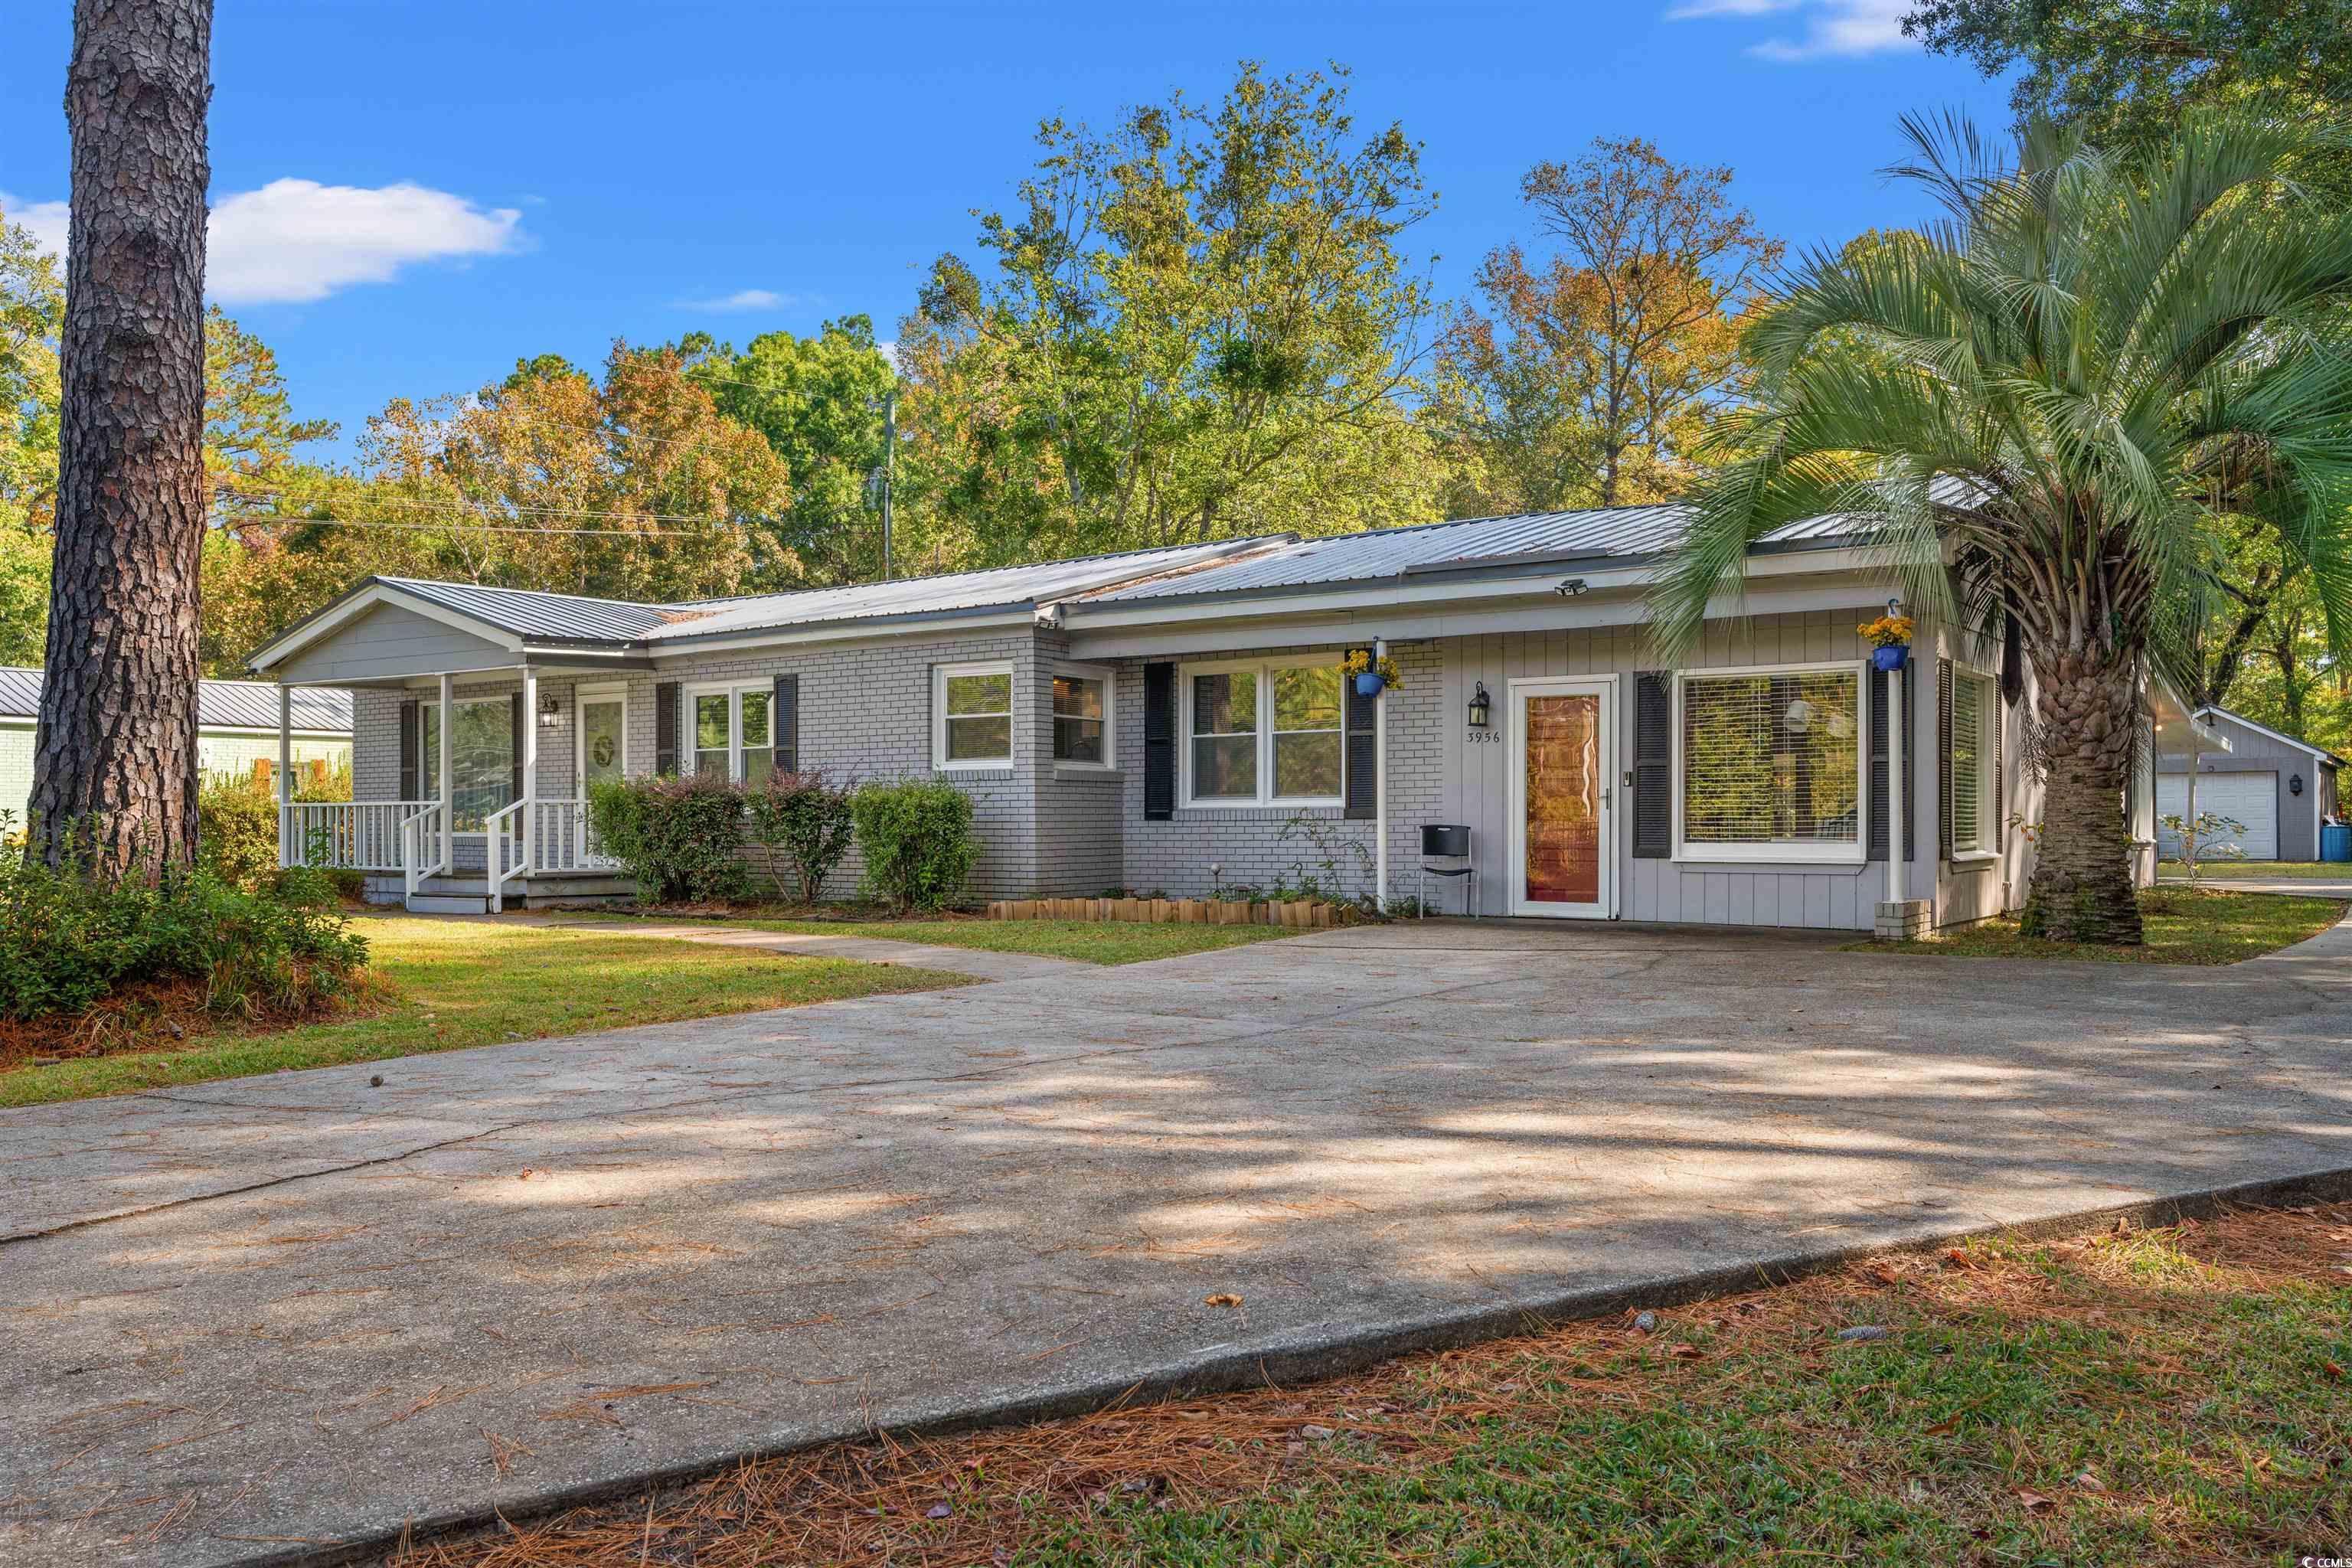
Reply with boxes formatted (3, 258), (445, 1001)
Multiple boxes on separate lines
(2154, 706), (2342, 862)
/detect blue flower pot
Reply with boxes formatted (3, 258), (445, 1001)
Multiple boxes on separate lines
(1870, 644), (1909, 672)
(1354, 671), (1387, 697)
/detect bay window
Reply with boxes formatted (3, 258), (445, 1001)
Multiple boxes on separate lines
(688, 684), (775, 783)
(1678, 664), (1864, 861)
(936, 663), (1014, 768)
(1181, 657), (1345, 808)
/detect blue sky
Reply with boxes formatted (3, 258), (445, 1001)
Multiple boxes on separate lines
(1, 1), (2011, 465)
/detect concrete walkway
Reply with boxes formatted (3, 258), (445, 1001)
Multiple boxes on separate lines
(4, 916), (2350, 1567)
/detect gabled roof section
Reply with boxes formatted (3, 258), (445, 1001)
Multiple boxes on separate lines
(378, 578), (687, 642)
(2197, 704), (2344, 766)
(0, 667), (351, 733)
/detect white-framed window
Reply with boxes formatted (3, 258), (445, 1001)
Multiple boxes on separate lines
(1948, 665), (1998, 857)
(1180, 656), (1346, 808)
(1051, 665), (1113, 766)
(420, 695), (514, 831)
(1675, 662), (1867, 863)
(684, 682), (775, 784)
(934, 662), (1014, 769)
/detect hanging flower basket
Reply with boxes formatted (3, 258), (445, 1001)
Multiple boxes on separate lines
(1857, 614), (1914, 672)
(1344, 649), (1400, 696)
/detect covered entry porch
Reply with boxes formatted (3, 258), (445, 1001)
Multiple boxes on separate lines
(270, 669), (635, 915)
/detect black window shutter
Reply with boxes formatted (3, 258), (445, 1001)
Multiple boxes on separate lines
(1343, 646), (1377, 821)
(510, 692), (526, 805)
(1143, 662), (1175, 821)
(655, 681), (680, 775)
(399, 699), (420, 799)
(1632, 671), (1673, 858)
(773, 674), (799, 774)
(2000, 611), (2024, 707)
(1867, 668), (1890, 861)
(1937, 657), (1954, 863)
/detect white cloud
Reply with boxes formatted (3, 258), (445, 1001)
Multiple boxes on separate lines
(2, 179), (522, 303)
(1666, 0), (1913, 60)
(0, 193), (70, 258)
(678, 288), (795, 312)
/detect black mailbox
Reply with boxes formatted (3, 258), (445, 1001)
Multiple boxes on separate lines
(1422, 823), (1471, 858)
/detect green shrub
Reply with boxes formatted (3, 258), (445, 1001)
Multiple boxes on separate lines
(586, 773), (751, 903)
(849, 778), (979, 913)
(744, 770), (855, 905)
(198, 775), (279, 890)
(0, 831), (371, 1024)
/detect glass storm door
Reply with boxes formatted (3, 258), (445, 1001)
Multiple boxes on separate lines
(578, 694), (626, 790)
(1509, 679), (1614, 918)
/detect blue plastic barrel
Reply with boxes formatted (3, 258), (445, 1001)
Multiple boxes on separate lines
(2323, 822), (2352, 864)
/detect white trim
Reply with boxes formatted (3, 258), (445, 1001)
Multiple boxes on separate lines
(683, 680), (779, 782)
(1175, 652), (1348, 810)
(2194, 704), (2336, 763)
(248, 581), (526, 670)
(1507, 675), (1617, 919)
(933, 661), (1017, 771)
(1047, 661), (1116, 770)
(574, 683), (629, 790)
(1672, 658), (1869, 867)
(1945, 662), (1998, 858)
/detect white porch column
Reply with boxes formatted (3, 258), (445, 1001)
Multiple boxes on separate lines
(276, 685), (294, 867)
(437, 672), (454, 872)
(1887, 665), (1906, 905)
(2184, 731), (2200, 873)
(519, 665), (538, 874)
(1373, 639), (1389, 913)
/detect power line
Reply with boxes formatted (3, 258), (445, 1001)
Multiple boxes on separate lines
(220, 511), (727, 539)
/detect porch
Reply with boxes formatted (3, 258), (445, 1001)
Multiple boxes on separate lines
(269, 662), (635, 914)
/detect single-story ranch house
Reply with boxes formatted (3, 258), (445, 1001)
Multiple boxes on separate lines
(2, 665), (349, 828)
(2156, 704), (2341, 861)
(247, 505), (2213, 930)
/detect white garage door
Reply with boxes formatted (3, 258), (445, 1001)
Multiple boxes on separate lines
(2157, 773), (2278, 860)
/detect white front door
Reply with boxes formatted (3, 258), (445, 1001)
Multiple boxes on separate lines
(1508, 678), (1616, 918)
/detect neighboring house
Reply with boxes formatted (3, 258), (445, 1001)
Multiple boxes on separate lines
(247, 508), (2206, 927)
(0, 667), (351, 830)
(2154, 705), (2343, 861)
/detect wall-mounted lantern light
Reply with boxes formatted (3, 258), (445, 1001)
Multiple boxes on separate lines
(538, 694), (561, 729)
(2291, 772), (2305, 797)
(1553, 577), (1588, 597)
(1468, 681), (1491, 729)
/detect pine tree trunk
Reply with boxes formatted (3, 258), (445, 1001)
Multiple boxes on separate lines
(30, 0), (214, 875)
(2022, 647), (2144, 944)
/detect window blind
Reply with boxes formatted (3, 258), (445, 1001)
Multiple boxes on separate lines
(1682, 671), (1860, 845)
(1949, 671), (1988, 852)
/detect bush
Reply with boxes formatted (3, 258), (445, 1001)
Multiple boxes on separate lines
(744, 770), (855, 905)
(586, 773), (751, 903)
(198, 761), (355, 892)
(0, 840), (370, 1024)
(849, 778), (980, 913)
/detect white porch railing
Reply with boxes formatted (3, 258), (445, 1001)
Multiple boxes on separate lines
(279, 801), (435, 872)
(400, 803), (449, 899)
(531, 798), (619, 875)
(484, 801), (528, 913)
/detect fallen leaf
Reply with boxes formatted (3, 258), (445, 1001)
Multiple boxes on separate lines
(926, 1501), (951, 1519)
(1204, 1292), (1243, 1308)
(1666, 1342), (1704, 1360)
(2325, 1361), (2347, 1381)
(2016, 1488), (2055, 1512)
(2074, 1471), (2109, 1494)
(1922, 1415), (1961, 1436)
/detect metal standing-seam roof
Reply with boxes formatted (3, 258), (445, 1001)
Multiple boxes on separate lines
(378, 579), (688, 642)
(0, 667), (351, 733)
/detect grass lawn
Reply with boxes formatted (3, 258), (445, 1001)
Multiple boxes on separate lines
(397, 1200), (2352, 1567)
(0, 917), (969, 1109)
(1855, 888), (2344, 964)
(586, 910), (1308, 965)
(2159, 858), (2350, 880)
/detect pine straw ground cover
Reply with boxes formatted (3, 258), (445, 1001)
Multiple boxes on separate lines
(394, 1200), (2352, 1568)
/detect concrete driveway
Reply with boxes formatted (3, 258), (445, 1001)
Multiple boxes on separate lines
(5, 916), (2350, 1567)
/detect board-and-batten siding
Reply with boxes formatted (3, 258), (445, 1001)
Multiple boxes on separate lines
(274, 604), (511, 686)
(1423, 609), (1912, 930)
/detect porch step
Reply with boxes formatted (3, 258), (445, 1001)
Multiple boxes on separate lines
(406, 893), (489, 915)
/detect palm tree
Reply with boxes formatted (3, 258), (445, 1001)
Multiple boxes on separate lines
(1651, 109), (2352, 944)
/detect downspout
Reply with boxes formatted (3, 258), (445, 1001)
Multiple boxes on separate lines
(1374, 637), (1389, 913)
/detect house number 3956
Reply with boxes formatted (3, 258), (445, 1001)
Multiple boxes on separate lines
(1466, 730), (1504, 744)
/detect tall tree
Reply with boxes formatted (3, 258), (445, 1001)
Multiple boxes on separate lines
(33, 0), (214, 873)
(687, 315), (899, 586)
(1432, 138), (1779, 514)
(1904, 0), (2352, 144)
(900, 63), (1450, 564)
(1651, 108), (2352, 944)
